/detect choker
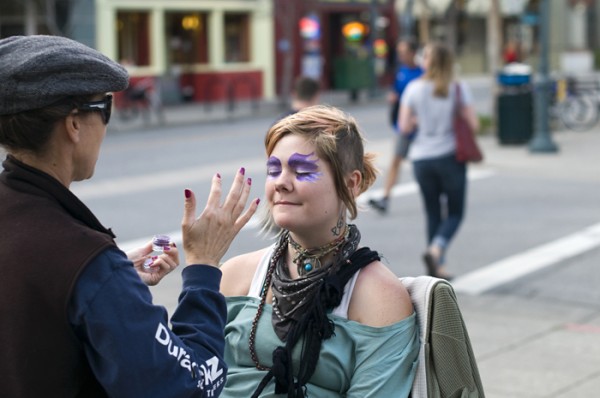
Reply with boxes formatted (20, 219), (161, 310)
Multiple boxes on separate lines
(288, 227), (349, 276)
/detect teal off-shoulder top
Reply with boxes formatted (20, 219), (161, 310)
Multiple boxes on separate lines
(221, 296), (419, 397)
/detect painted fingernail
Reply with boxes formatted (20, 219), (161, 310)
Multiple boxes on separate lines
(164, 246), (171, 251)
(255, 198), (261, 205)
(184, 189), (191, 198)
(240, 167), (245, 175)
(247, 178), (252, 185)
(172, 242), (177, 248)
(151, 256), (158, 260)
(216, 173), (221, 179)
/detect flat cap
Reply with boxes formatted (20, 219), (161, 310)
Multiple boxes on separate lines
(0, 35), (129, 115)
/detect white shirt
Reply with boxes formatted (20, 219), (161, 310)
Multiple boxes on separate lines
(402, 79), (474, 161)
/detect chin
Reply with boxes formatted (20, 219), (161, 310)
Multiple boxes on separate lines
(272, 214), (299, 231)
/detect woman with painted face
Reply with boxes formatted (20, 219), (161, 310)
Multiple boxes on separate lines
(219, 105), (419, 397)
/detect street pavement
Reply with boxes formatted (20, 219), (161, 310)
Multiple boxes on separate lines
(115, 75), (600, 397)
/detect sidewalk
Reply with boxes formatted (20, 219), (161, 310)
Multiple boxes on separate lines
(457, 128), (600, 397)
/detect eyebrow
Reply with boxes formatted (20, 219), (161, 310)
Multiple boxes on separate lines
(288, 152), (319, 169)
(267, 156), (281, 167)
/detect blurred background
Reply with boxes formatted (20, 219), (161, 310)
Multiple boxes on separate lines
(1, 0), (597, 108)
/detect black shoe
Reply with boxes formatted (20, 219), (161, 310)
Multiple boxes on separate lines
(368, 198), (388, 214)
(422, 252), (438, 277)
(422, 252), (454, 281)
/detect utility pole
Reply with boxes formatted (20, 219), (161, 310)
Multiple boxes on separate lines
(529, 0), (558, 153)
(369, 0), (378, 97)
(401, 0), (415, 39)
(487, 0), (502, 74)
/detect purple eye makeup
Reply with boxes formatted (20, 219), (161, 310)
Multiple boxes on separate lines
(266, 152), (323, 182)
(267, 156), (282, 178)
(289, 152), (322, 182)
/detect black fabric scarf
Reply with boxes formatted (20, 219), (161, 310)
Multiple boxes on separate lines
(252, 225), (380, 398)
(271, 224), (360, 341)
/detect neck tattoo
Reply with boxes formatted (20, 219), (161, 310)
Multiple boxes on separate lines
(288, 227), (349, 276)
(331, 214), (345, 236)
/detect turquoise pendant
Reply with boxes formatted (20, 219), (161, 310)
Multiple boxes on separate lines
(298, 257), (321, 276)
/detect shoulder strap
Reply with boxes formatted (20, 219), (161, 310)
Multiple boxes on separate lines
(337, 247), (380, 286)
(322, 247), (380, 311)
(454, 82), (464, 111)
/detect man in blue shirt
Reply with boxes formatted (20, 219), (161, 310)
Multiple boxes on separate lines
(369, 38), (423, 213)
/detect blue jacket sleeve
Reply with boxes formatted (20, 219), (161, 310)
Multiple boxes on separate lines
(68, 247), (227, 398)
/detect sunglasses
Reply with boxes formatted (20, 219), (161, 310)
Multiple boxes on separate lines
(77, 94), (113, 125)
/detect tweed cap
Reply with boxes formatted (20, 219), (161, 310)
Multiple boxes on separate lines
(0, 35), (129, 115)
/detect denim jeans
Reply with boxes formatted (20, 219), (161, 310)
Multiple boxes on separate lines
(412, 153), (466, 262)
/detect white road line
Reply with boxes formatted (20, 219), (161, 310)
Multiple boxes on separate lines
(452, 222), (600, 295)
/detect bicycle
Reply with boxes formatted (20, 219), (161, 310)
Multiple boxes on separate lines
(552, 76), (600, 132)
(114, 77), (165, 125)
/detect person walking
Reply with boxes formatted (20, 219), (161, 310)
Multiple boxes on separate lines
(399, 42), (479, 280)
(218, 105), (419, 397)
(0, 35), (258, 397)
(369, 38), (423, 214)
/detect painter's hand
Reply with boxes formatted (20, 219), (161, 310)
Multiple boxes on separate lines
(181, 168), (259, 267)
(127, 241), (179, 286)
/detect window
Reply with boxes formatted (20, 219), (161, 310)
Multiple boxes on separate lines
(224, 13), (250, 63)
(117, 11), (151, 66)
(166, 12), (208, 65)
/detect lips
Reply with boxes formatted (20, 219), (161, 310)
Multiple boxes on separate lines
(274, 200), (300, 206)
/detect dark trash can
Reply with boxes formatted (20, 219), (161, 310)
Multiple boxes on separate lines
(497, 64), (534, 145)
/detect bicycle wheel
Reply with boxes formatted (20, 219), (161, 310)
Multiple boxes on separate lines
(559, 96), (599, 131)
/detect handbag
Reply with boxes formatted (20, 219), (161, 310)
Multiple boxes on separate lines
(454, 83), (483, 163)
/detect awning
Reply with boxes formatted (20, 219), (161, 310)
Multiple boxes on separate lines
(467, 0), (529, 16)
(395, 0), (452, 17)
(395, 0), (528, 18)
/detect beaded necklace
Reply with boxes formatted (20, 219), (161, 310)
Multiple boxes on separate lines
(288, 227), (349, 276)
(248, 234), (285, 371)
(248, 226), (359, 370)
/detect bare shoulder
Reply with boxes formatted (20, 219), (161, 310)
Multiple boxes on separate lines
(220, 248), (269, 297)
(348, 261), (414, 327)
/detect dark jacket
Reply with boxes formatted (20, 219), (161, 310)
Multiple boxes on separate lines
(0, 155), (115, 397)
(0, 156), (229, 397)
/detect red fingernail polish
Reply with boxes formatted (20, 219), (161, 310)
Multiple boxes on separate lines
(247, 178), (252, 185)
(164, 246), (171, 251)
(173, 242), (177, 248)
(240, 167), (245, 175)
(255, 198), (261, 205)
(216, 173), (221, 179)
(184, 189), (191, 198)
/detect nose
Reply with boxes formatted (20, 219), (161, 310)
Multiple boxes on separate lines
(273, 169), (294, 192)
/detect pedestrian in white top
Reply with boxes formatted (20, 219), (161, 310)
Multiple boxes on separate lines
(399, 42), (479, 280)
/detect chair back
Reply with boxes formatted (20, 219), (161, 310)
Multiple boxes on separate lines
(400, 276), (485, 398)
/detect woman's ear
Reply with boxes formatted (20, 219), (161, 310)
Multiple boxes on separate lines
(63, 112), (81, 144)
(346, 170), (362, 197)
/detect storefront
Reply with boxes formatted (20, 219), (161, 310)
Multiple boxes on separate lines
(273, 0), (398, 96)
(95, 0), (274, 103)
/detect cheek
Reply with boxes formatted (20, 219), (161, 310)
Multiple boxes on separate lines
(265, 181), (276, 201)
